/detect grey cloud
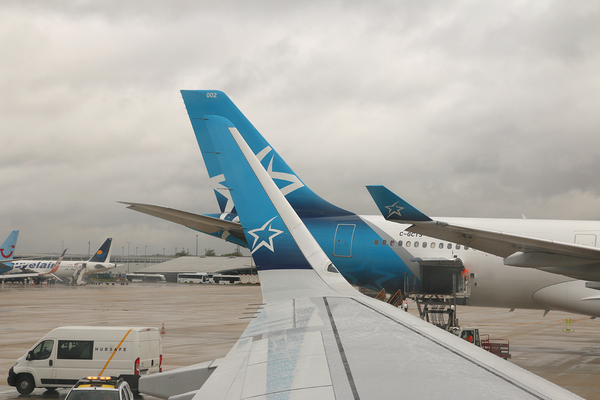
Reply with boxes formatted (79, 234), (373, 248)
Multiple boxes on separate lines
(1, 0), (599, 255)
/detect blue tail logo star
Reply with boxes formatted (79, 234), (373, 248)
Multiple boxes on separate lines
(248, 217), (284, 254)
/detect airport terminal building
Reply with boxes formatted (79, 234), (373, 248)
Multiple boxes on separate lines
(117, 256), (256, 283)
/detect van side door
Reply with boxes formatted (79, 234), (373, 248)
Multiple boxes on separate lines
(53, 340), (94, 386)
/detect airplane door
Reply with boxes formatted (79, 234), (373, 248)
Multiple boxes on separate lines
(26, 339), (56, 385)
(334, 224), (355, 257)
(575, 234), (597, 247)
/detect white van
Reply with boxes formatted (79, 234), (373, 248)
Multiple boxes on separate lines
(7, 326), (162, 395)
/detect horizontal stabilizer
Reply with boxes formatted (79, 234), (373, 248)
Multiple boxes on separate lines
(120, 202), (247, 245)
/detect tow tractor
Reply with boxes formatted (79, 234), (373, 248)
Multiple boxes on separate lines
(450, 327), (511, 360)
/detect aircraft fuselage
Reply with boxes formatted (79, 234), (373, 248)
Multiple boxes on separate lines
(302, 214), (600, 317)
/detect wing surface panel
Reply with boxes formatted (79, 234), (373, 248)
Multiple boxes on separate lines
(326, 296), (561, 399)
(194, 290), (576, 399)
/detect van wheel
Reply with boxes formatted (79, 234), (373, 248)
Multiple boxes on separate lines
(16, 375), (35, 394)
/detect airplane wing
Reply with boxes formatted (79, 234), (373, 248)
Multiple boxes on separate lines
(0, 272), (40, 280)
(139, 104), (580, 399)
(367, 185), (600, 281)
(119, 202), (247, 245)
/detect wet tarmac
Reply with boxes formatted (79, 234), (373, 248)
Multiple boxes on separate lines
(1, 282), (599, 399)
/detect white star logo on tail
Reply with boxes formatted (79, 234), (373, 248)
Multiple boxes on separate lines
(257, 146), (304, 196)
(248, 217), (284, 254)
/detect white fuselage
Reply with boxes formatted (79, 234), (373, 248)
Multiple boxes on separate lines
(8, 259), (115, 280)
(363, 215), (600, 317)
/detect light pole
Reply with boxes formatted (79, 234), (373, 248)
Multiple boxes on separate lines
(144, 245), (147, 268)
(88, 241), (90, 258)
(196, 235), (198, 257)
(126, 242), (130, 274)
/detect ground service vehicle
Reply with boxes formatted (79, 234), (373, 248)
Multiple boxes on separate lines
(450, 327), (511, 359)
(177, 272), (240, 284)
(64, 376), (134, 400)
(7, 326), (161, 394)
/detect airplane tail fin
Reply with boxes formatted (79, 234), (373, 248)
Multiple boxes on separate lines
(366, 185), (432, 223)
(181, 90), (352, 217)
(0, 230), (19, 261)
(43, 249), (67, 276)
(201, 115), (355, 300)
(88, 238), (113, 263)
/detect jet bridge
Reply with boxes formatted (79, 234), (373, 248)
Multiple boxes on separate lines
(405, 257), (470, 329)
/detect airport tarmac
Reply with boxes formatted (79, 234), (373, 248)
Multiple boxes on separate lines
(1, 282), (599, 399)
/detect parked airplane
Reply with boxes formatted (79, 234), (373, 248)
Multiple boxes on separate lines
(122, 90), (600, 317)
(0, 230), (20, 275)
(139, 114), (580, 399)
(2, 238), (116, 284)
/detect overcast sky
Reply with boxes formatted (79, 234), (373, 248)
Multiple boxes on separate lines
(2, 1), (599, 257)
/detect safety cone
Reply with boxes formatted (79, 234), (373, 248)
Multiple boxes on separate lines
(160, 323), (166, 335)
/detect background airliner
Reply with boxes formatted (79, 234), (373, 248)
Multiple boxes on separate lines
(2, 238), (116, 284)
(123, 90), (600, 317)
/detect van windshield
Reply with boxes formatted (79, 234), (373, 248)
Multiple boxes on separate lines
(66, 390), (119, 400)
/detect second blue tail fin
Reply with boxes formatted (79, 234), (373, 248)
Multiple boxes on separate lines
(366, 185), (432, 222)
(88, 238), (113, 263)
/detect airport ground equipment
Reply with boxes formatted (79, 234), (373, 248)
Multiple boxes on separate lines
(450, 327), (511, 360)
(72, 264), (87, 285)
(176, 272), (241, 284)
(126, 273), (167, 282)
(403, 258), (471, 329)
(7, 326), (161, 394)
(64, 376), (134, 400)
(481, 334), (511, 360)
